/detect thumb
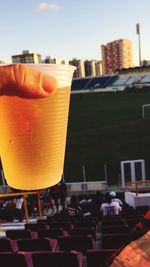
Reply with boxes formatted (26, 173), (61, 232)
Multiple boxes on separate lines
(0, 64), (57, 98)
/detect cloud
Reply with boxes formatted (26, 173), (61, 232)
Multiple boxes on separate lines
(34, 2), (60, 13)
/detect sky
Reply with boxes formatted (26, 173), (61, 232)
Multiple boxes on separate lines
(0, 0), (150, 66)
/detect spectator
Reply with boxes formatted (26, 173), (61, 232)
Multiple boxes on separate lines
(100, 192), (122, 216)
(59, 181), (68, 211)
(51, 184), (60, 214)
(0, 199), (14, 222)
(109, 191), (123, 209)
(79, 194), (93, 217)
(27, 194), (38, 217)
(62, 195), (83, 218)
(91, 191), (104, 218)
(13, 197), (24, 222)
(46, 187), (54, 215)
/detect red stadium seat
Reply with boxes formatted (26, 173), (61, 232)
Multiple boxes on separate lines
(31, 251), (83, 267)
(87, 249), (117, 267)
(0, 238), (14, 252)
(6, 229), (33, 240)
(58, 235), (95, 255)
(37, 228), (68, 239)
(0, 252), (31, 267)
(68, 227), (96, 240)
(101, 233), (128, 249)
(17, 238), (57, 252)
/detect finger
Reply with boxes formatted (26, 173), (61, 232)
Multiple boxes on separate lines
(0, 64), (57, 98)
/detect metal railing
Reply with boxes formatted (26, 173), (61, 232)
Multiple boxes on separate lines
(0, 191), (42, 223)
(125, 180), (150, 196)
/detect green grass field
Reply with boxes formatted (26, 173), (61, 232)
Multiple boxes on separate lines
(64, 91), (150, 185)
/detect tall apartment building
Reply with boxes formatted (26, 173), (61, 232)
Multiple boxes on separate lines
(95, 60), (102, 76)
(69, 58), (102, 78)
(84, 60), (102, 76)
(69, 59), (85, 78)
(12, 50), (41, 63)
(101, 39), (133, 74)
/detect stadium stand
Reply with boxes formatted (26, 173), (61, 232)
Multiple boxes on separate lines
(71, 73), (150, 93)
(83, 76), (118, 90)
(71, 75), (118, 92)
(1, 191), (150, 267)
(140, 75), (150, 84)
(71, 77), (91, 91)
(124, 75), (143, 86)
(105, 76), (119, 87)
(110, 75), (130, 88)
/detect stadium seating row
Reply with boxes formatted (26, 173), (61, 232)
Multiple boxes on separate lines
(1, 204), (149, 266)
(71, 74), (150, 92)
(3, 229), (129, 251)
(0, 249), (118, 267)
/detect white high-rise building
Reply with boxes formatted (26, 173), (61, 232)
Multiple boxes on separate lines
(12, 50), (41, 63)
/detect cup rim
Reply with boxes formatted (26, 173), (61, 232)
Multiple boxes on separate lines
(26, 63), (76, 72)
(0, 63), (76, 72)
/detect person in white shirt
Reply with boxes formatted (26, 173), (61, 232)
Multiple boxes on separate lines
(100, 193), (121, 216)
(109, 191), (123, 207)
(15, 197), (24, 210)
(14, 197), (24, 222)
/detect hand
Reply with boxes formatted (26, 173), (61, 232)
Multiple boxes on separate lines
(0, 64), (57, 98)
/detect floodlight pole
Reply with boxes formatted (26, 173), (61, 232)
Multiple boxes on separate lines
(136, 23), (142, 66)
(82, 165), (86, 183)
(104, 164), (108, 182)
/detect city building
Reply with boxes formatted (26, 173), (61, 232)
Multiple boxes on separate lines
(142, 60), (150, 66)
(101, 39), (133, 75)
(69, 59), (85, 78)
(0, 60), (10, 64)
(69, 58), (102, 78)
(84, 60), (102, 77)
(84, 60), (95, 76)
(95, 60), (102, 76)
(11, 49), (101, 78)
(44, 56), (61, 64)
(12, 50), (41, 64)
(61, 59), (69, 65)
(44, 56), (69, 65)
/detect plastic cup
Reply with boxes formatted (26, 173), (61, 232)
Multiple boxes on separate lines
(0, 64), (75, 190)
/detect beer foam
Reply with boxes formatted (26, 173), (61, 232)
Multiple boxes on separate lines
(27, 64), (76, 88)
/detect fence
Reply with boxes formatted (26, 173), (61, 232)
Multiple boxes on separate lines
(0, 191), (42, 223)
(125, 180), (150, 196)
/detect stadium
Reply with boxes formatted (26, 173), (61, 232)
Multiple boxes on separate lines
(1, 70), (150, 267)
(64, 71), (150, 188)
